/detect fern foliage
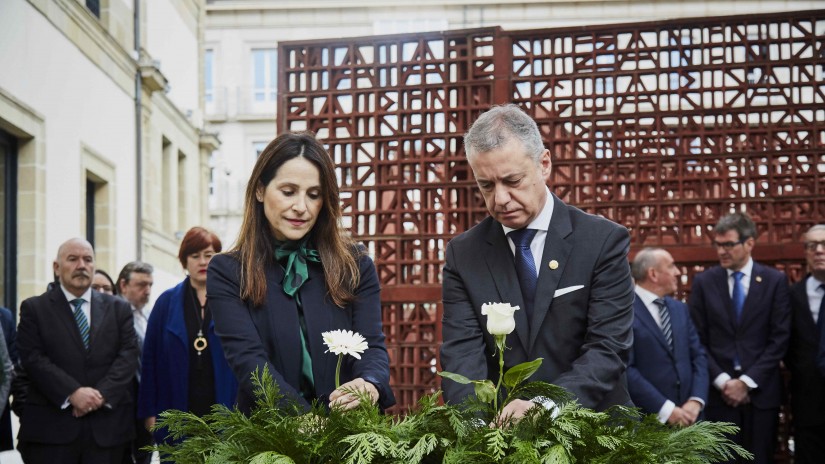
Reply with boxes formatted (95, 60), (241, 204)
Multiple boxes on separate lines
(155, 367), (751, 463)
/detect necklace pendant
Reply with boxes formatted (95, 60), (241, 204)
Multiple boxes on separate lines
(194, 335), (208, 352)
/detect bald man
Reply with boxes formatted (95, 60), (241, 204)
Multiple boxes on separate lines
(17, 238), (139, 464)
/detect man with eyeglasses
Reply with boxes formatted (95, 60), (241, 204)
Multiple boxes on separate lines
(785, 224), (825, 464)
(688, 212), (790, 464)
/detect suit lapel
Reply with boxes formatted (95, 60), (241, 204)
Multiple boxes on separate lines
(265, 262), (304, 390)
(484, 221), (529, 352)
(90, 291), (108, 350)
(301, 264), (336, 391)
(739, 263), (767, 331)
(50, 287), (86, 352)
(529, 195), (573, 351)
(634, 297), (673, 355)
(792, 277), (816, 338)
(713, 267), (738, 332)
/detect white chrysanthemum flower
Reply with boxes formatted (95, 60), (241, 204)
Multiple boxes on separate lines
(322, 329), (369, 360)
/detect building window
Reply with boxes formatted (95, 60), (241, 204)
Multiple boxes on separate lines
(0, 129), (17, 310)
(253, 141), (269, 158)
(252, 49), (277, 103)
(205, 49), (214, 104)
(86, 0), (101, 18)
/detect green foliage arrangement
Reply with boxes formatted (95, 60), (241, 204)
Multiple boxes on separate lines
(155, 365), (752, 464)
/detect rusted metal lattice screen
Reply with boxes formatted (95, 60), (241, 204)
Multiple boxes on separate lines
(278, 10), (825, 414)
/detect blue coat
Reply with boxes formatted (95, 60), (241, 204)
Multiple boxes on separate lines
(137, 279), (237, 441)
(627, 294), (708, 416)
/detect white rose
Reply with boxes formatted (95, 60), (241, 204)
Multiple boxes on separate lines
(481, 302), (519, 335)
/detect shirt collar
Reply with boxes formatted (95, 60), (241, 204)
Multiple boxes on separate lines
(60, 284), (92, 304)
(726, 257), (754, 279)
(634, 285), (662, 306)
(501, 186), (554, 236)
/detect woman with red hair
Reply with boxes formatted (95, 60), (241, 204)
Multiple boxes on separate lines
(137, 226), (237, 444)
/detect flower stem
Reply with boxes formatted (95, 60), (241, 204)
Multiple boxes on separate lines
(335, 353), (343, 389)
(494, 335), (505, 414)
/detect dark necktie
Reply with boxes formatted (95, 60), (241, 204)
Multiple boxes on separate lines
(71, 298), (90, 350)
(653, 298), (673, 350)
(509, 228), (538, 321)
(732, 271), (746, 322)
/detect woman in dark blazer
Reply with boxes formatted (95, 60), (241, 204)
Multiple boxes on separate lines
(208, 132), (395, 413)
(137, 226), (238, 443)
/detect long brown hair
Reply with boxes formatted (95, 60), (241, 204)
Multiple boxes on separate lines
(231, 132), (361, 307)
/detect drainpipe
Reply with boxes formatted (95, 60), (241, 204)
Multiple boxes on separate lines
(134, 0), (143, 260)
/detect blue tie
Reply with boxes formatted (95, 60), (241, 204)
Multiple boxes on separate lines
(732, 271), (746, 322)
(71, 298), (90, 350)
(509, 228), (538, 321)
(653, 298), (673, 350)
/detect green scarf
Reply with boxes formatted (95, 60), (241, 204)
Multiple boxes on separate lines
(274, 238), (321, 304)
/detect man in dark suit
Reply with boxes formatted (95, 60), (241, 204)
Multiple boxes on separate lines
(440, 104), (635, 421)
(17, 238), (139, 463)
(627, 248), (708, 425)
(0, 305), (19, 450)
(689, 212), (790, 464)
(785, 224), (825, 463)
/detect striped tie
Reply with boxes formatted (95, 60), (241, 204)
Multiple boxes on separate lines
(71, 298), (90, 350)
(653, 298), (673, 350)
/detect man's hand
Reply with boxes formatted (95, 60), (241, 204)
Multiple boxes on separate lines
(69, 387), (104, 417)
(666, 406), (692, 427)
(329, 378), (379, 410)
(681, 400), (702, 425)
(494, 399), (539, 427)
(721, 379), (750, 407)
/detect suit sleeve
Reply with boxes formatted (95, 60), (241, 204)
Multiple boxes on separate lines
(688, 275), (724, 380)
(349, 255), (395, 409)
(208, 254), (309, 408)
(551, 224), (635, 407)
(439, 241), (490, 404)
(94, 300), (139, 407)
(137, 289), (171, 418)
(17, 299), (83, 406)
(626, 339), (668, 414)
(743, 275), (790, 387)
(686, 313), (709, 402)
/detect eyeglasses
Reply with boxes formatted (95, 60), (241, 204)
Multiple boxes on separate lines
(804, 241), (825, 252)
(712, 239), (745, 251)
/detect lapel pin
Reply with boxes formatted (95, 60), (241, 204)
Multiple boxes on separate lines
(549, 260), (559, 270)
(755, 276), (762, 283)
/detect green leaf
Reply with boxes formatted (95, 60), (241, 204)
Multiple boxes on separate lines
(249, 451), (296, 464)
(503, 358), (543, 390)
(541, 444), (570, 464)
(438, 371), (473, 385)
(474, 380), (497, 404)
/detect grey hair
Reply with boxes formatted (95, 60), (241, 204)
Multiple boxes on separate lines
(631, 247), (664, 282)
(116, 260), (154, 286)
(805, 224), (825, 237)
(714, 212), (757, 241)
(463, 104), (545, 163)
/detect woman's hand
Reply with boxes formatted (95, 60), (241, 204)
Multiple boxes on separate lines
(145, 416), (156, 432)
(329, 377), (379, 410)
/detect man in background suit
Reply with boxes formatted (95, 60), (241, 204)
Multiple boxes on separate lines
(0, 305), (18, 450)
(627, 248), (708, 425)
(116, 261), (154, 464)
(689, 212), (790, 464)
(785, 224), (825, 463)
(17, 238), (139, 463)
(440, 104), (635, 421)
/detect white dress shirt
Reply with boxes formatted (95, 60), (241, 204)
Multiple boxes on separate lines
(502, 185), (554, 273)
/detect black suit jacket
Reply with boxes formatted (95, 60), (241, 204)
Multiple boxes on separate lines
(17, 286), (139, 446)
(208, 251), (395, 413)
(688, 262), (790, 410)
(440, 194), (635, 410)
(785, 276), (825, 427)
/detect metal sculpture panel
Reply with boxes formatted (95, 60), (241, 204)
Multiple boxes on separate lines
(279, 11), (825, 417)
